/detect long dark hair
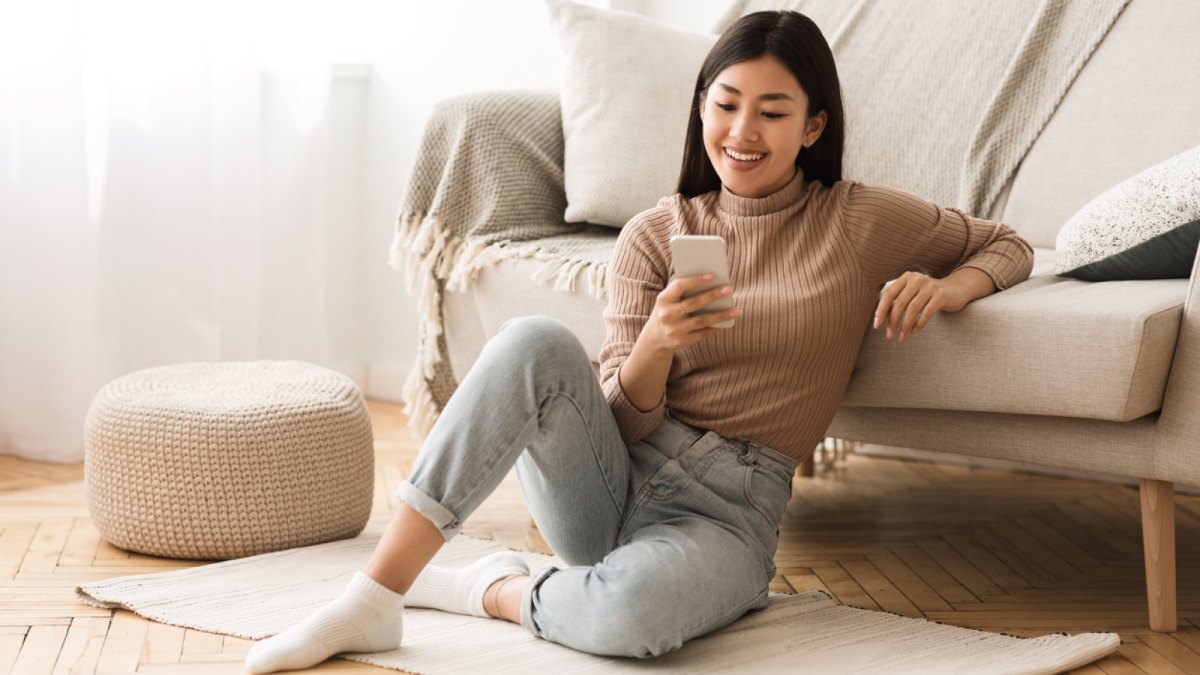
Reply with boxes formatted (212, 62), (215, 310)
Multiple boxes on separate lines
(676, 11), (845, 197)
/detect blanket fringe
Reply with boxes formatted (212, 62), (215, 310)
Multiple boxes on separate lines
(389, 212), (425, 295)
(392, 212), (610, 302)
(390, 211), (610, 438)
(514, 246), (608, 301)
(389, 210), (450, 439)
(400, 353), (440, 439)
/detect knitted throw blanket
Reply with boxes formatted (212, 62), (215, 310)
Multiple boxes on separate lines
(387, 90), (617, 436)
(389, 1), (1128, 439)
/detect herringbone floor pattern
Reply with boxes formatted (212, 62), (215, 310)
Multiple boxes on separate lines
(2, 400), (1199, 673)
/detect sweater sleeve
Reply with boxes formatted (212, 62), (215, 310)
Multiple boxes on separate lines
(598, 209), (672, 445)
(839, 182), (1035, 291)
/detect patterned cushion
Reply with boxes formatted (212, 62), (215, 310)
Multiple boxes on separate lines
(1055, 144), (1200, 281)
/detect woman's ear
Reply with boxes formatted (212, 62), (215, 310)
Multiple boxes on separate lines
(804, 110), (827, 147)
(697, 91), (706, 123)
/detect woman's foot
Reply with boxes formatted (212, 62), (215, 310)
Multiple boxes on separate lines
(403, 550), (529, 617)
(244, 571), (405, 673)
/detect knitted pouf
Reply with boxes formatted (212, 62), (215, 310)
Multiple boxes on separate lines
(84, 361), (374, 560)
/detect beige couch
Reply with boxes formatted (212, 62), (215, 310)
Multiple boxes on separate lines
(403, 0), (1200, 632)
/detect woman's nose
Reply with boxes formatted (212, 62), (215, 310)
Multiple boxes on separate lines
(730, 110), (759, 141)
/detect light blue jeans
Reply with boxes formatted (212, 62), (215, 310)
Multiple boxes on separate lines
(396, 315), (797, 658)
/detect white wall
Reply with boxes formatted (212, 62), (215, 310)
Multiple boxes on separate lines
(357, 0), (735, 400)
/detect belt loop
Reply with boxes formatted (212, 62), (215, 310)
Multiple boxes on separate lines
(736, 439), (758, 465)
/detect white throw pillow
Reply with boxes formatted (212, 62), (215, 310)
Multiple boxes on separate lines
(1055, 144), (1200, 281)
(546, 0), (716, 227)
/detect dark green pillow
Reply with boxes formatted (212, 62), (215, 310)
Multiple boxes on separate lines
(1061, 218), (1200, 281)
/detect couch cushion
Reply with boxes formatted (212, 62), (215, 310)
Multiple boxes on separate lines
(459, 249), (1186, 422)
(444, 257), (609, 381)
(845, 248), (1186, 421)
(549, 0), (715, 227)
(1002, 0), (1200, 249)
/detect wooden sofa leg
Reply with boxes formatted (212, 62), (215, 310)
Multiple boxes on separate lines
(1139, 478), (1176, 632)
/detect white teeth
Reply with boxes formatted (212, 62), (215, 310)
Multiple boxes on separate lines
(725, 148), (765, 161)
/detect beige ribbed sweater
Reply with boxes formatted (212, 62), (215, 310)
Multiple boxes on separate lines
(598, 169), (1035, 460)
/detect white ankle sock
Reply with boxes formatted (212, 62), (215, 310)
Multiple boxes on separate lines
(404, 551), (529, 618)
(244, 571), (405, 674)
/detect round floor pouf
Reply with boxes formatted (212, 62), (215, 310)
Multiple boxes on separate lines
(84, 361), (374, 560)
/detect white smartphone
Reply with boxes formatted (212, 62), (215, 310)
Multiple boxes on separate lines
(669, 234), (735, 328)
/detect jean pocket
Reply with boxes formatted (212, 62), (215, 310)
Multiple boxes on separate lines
(615, 458), (679, 545)
(743, 463), (791, 531)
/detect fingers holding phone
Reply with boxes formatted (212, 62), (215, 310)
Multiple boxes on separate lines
(649, 273), (742, 352)
(643, 234), (742, 353)
(681, 276), (736, 311)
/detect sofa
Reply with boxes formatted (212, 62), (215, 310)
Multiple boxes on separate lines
(390, 0), (1200, 632)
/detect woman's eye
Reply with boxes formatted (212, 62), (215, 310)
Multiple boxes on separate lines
(762, 112), (786, 119)
(715, 103), (735, 111)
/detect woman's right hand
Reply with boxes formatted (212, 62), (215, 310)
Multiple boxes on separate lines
(646, 273), (742, 353)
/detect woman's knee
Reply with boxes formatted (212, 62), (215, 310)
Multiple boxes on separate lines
(495, 315), (588, 365)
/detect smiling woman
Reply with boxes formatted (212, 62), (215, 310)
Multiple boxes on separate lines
(240, 7), (1035, 673)
(678, 11), (844, 199)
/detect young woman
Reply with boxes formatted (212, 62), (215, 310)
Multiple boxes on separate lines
(246, 10), (1034, 672)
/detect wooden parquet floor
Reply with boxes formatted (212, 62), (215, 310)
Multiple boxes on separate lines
(3, 400), (1200, 673)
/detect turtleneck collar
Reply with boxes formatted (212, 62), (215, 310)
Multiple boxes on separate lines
(717, 167), (808, 217)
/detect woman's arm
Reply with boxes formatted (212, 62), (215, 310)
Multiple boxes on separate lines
(839, 181), (1034, 292)
(598, 209), (674, 444)
(942, 266), (997, 301)
(618, 269), (741, 408)
(839, 181), (1035, 341)
(617, 332), (672, 413)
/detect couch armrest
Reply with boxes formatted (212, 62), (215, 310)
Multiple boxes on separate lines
(398, 89), (570, 241)
(1153, 244), (1200, 483)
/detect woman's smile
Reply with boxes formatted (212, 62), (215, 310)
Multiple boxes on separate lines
(723, 147), (768, 171)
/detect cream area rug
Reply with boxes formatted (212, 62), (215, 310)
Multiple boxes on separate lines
(76, 534), (1119, 674)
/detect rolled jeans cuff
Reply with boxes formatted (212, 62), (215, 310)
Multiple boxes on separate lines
(395, 480), (462, 542)
(519, 565), (559, 637)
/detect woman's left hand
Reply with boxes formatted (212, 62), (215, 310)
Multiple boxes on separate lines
(872, 271), (970, 342)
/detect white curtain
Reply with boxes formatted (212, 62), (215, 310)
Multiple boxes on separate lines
(1, 1), (351, 462)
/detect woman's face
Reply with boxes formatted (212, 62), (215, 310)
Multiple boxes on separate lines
(699, 55), (826, 198)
